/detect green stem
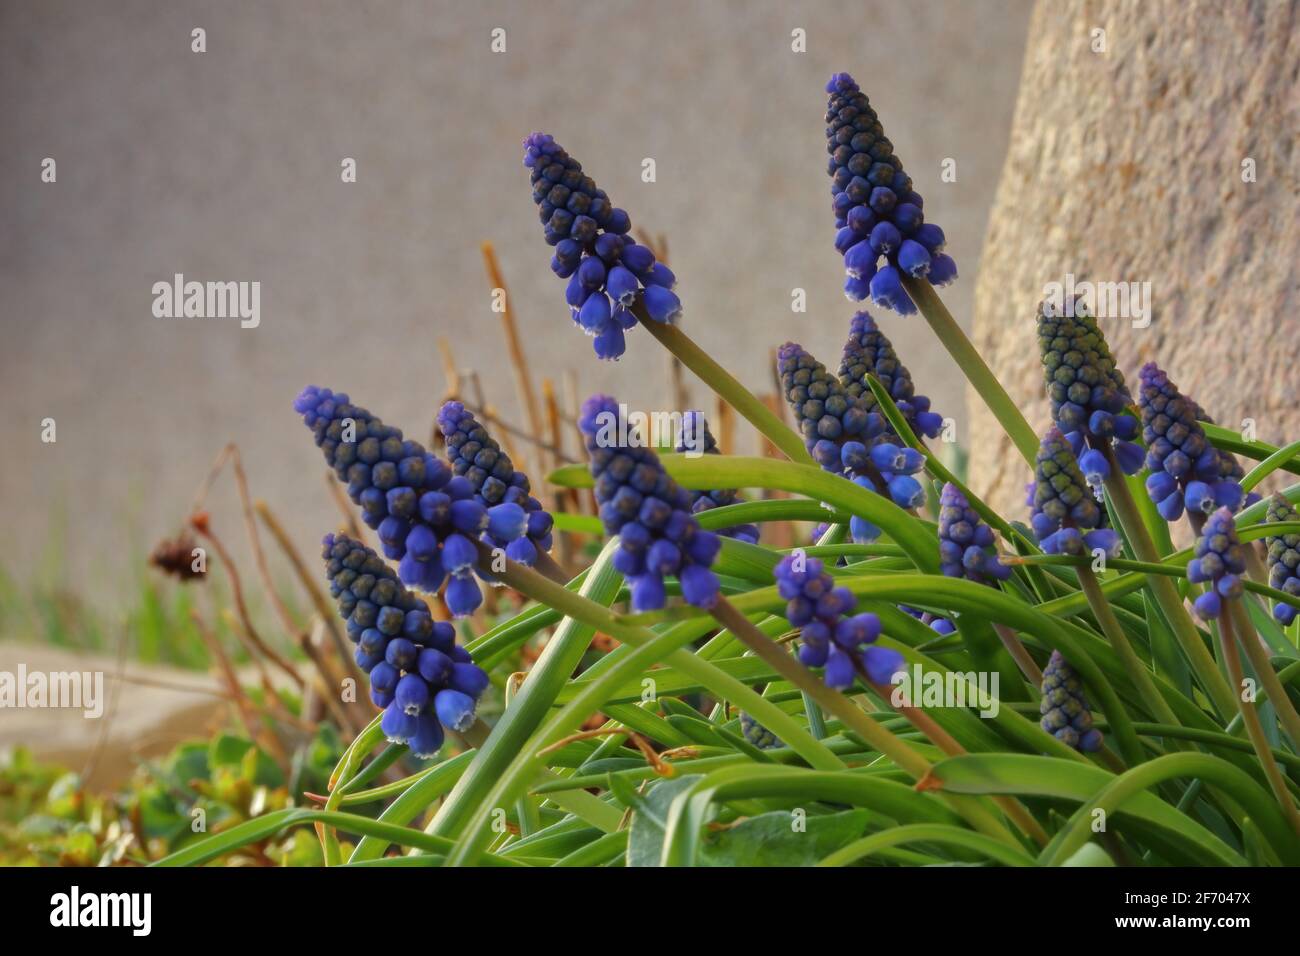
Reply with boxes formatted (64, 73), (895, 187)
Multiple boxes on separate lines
(1101, 447), (1237, 719)
(633, 306), (814, 466)
(901, 276), (1038, 465)
(992, 622), (1043, 685)
(1228, 600), (1300, 750)
(1076, 565), (1179, 727)
(1218, 609), (1300, 835)
(708, 597), (1024, 848)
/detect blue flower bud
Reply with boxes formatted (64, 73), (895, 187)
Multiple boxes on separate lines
(434, 689), (477, 733)
(395, 673), (430, 715)
(642, 284), (682, 323)
(1077, 448), (1110, 486)
(381, 702), (418, 744)
(445, 574), (483, 617)
(409, 715), (446, 759)
(417, 647), (453, 685)
(887, 474), (925, 509)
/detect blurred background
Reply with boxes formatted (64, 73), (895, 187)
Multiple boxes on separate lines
(1, 0), (1032, 613)
(0, 0), (1036, 860)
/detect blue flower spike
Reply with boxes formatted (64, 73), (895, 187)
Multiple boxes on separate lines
(1036, 297), (1142, 479)
(436, 400), (554, 564)
(774, 553), (903, 689)
(296, 386), (537, 617)
(1137, 362), (1253, 524)
(675, 410), (760, 544)
(1265, 494), (1300, 625)
(825, 73), (956, 314)
(579, 394), (721, 612)
(523, 133), (680, 359)
(1039, 650), (1104, 752)
(321, 533), (489, 757)
(838, 311), (945, 439)
(777, 340), (929, 542)
(1029, 426), (1120, 558)
(938, 483), (1012, 584)
(1187, 507), (1249, 621)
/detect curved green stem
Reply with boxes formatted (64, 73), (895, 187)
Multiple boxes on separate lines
(1218, 609), (1300, 835)
(1227, 600), (1300, 751)
(1101, 447), (1237, 719)
(817, 823), (1036, 867)
(900, 275), (1038, 464)
(632, 305), (814, 466)
(1076, 564), (1179, 727)
(1040, 751), (1300, 866)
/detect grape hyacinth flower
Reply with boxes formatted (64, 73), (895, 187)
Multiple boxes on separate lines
(1137, 363), (1249, 522)
(774, 553), (902, 689)
(522, 133), (680, 360)
(938, 483), (1012, 585)
(321, 533), (489, 757)
(436, 400), (554, 564)
(674, 410), (760, 544)
(1029, 427), (1121, 557)
(1187, 507), (1249, 620)
(1036, 298), (1143, 481)
(777, 341), (927, 543)
(294, 386), (528, 617)
(825, 73), (956, 314)
(1039, 650), (1104, 753)
(739, 712), (782, 750)
(838, 311), (945, 439)
(1264, 494), (1300, 625)
(579, 394), (721, 612)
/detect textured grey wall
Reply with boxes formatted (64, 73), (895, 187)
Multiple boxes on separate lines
(1, 0), (1031, 608)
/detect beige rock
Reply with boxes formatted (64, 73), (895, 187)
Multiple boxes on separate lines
(969, 0), (1299, 516)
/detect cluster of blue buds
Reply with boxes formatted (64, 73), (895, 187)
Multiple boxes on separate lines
(1187, 507), (1248, 620)
(777, 341), (927, 543)
(1265, 494), (1300, 625)
(674, 410), (760, 544)
(1028, 427), (1120, 557)
(1036, 298), (1143, 482)
(902, 604), (955, 636)
(522, 133), (680, 360)
(1039, 650), (1104, 752)
(838, 311), (944, 439)
(938, 483), (1012, 584)
(825, 73), (956, 314)
(321, 533), (488, 757)
(775, 553), (903, 689)
(579, 394), (721, 612)
(436, 400), (554, 563)
(1138, 363), (1248, 522)
(739, 712), (782, 750)
(294, 386), (529, 617)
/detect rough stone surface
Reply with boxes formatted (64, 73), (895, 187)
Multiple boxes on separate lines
(970, 0), (1299, 517)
